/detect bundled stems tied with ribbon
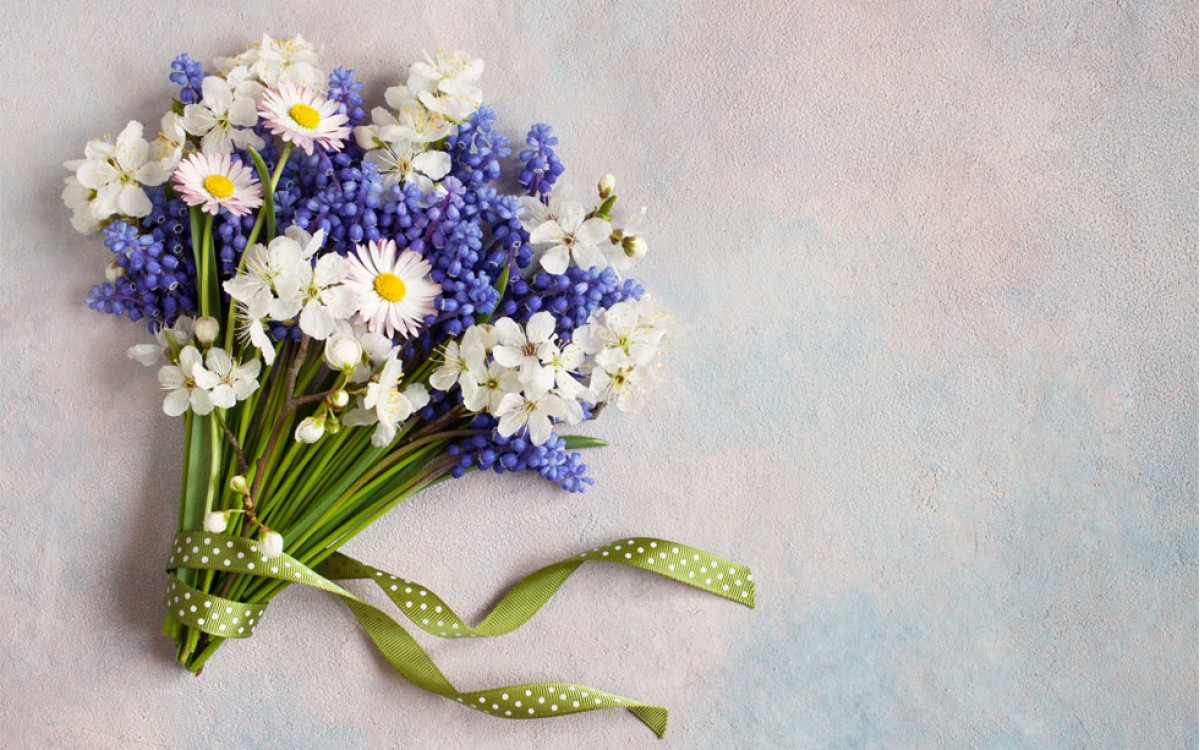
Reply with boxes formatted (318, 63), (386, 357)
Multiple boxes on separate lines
(166, 532), (754, 736)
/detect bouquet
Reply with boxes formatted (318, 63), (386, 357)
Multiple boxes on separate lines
(64, 35), (754, 737)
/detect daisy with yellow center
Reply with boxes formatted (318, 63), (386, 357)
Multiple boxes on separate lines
(258, 82), (351, 155)
(171, 152), (264, 216)
(342, 239), (442, 339)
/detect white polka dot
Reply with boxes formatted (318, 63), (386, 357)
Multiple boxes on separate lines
(504, 711), (512, 716)
(538, 697), (545, 704)
(390, 584), (398, 591)
(248, 563), (255, 570)
(224, 559), (231, 566)
(192, 547), (199, 553)
(419, 590), (427, 597)
(226, 541), (234, 548)
(636, 547), (644, 553)
(572, 701), (580, 708)
(722, 585), (730, 591)
(197, 618), (205, 625)
(420, 603), (427, 610)
(551, 704), (558, 711)
(189, 605), (197, 612)
(594, 698), (601, 705)
(525, 690), (532, 697)
(219, 624), (226, 631)
(422, 619), (429, 625)
(602, 551), (609, 556)
(226, 607), (233, 614)
(203, 601), (211, 608)
(650, 542), (657, 548)
(527, 708), (535, 715)
(515, 701), (522, 707)
(479, 697), (486, 703)
(237, 552), (244, 559)
(492, 704), (498, 710)
(672, 547), (679, 553)
(614, 545), (622, 551)
(741, 591), (749, 597)
(706, 578), (712, 585)
(405, 587), (412, 593)
(201, 556), (209, 564)
(501, 693), (509, 700)
(693, 554), (700, 560)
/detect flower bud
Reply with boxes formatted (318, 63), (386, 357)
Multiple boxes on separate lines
(229, 475), (249, 494)
(294, 416), (326, 444)
(203, 511), (229, 533)
(325, 414), (342, 434)
(622, 235), (648, 260)
(194, 316), (220, 346)
(105, 260), (125, 283)
(330, 389), (350, 408)
(261, 529), (284, 558)
(598, 173), (616, 199)
(324, 334), (363, 372)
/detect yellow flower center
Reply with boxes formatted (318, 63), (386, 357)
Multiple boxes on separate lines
(203, 174), (235, 199)
(374, 273), (407, 302)
(289, 103), (321, 129)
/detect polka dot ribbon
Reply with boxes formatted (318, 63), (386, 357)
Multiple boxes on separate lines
(165, 533), (755, 737)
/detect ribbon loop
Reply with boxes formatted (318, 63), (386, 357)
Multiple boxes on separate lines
(165, 531), (753, 737)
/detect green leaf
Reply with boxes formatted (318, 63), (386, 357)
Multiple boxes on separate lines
(171, 98), (184, 116)
(561, 435), (609, 450)
(476, 264), (511, 325)
(246, 146), (276, 240)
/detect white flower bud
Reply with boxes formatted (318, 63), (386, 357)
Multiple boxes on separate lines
(194, 316), (220, 346)
(229, 475), (248, 494)
(323, 334), (363, 372)
(598, 173), (616, 198)
(261, 530), (284, 558)
(294, 416), (325, 443)
(203, 511), (229, 533)
(105, 260), (125, 283)
(622, 235), (648, 260)
(330, 389), (350, 408)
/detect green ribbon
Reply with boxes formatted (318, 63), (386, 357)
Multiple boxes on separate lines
(165, 533), (755, 737)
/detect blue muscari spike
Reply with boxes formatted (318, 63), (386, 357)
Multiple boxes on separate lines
(519, 123), (565, 198)
(169, 54), (205, 105)
(447, 415), (594, 492)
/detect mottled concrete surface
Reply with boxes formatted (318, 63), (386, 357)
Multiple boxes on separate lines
(1, 1), (1196, 747)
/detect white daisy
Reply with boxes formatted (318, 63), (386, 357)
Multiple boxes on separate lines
(527, 200), (611, 274)
(342, 239), (441, 339)
(171, 152), (264, 217)
(258, 82), (350, 155)
(181, 76), (264, 156)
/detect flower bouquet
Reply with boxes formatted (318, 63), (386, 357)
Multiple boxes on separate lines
(64, 36), (754, 736)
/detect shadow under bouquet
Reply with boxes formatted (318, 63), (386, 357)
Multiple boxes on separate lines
(64, 36), (754, 737)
